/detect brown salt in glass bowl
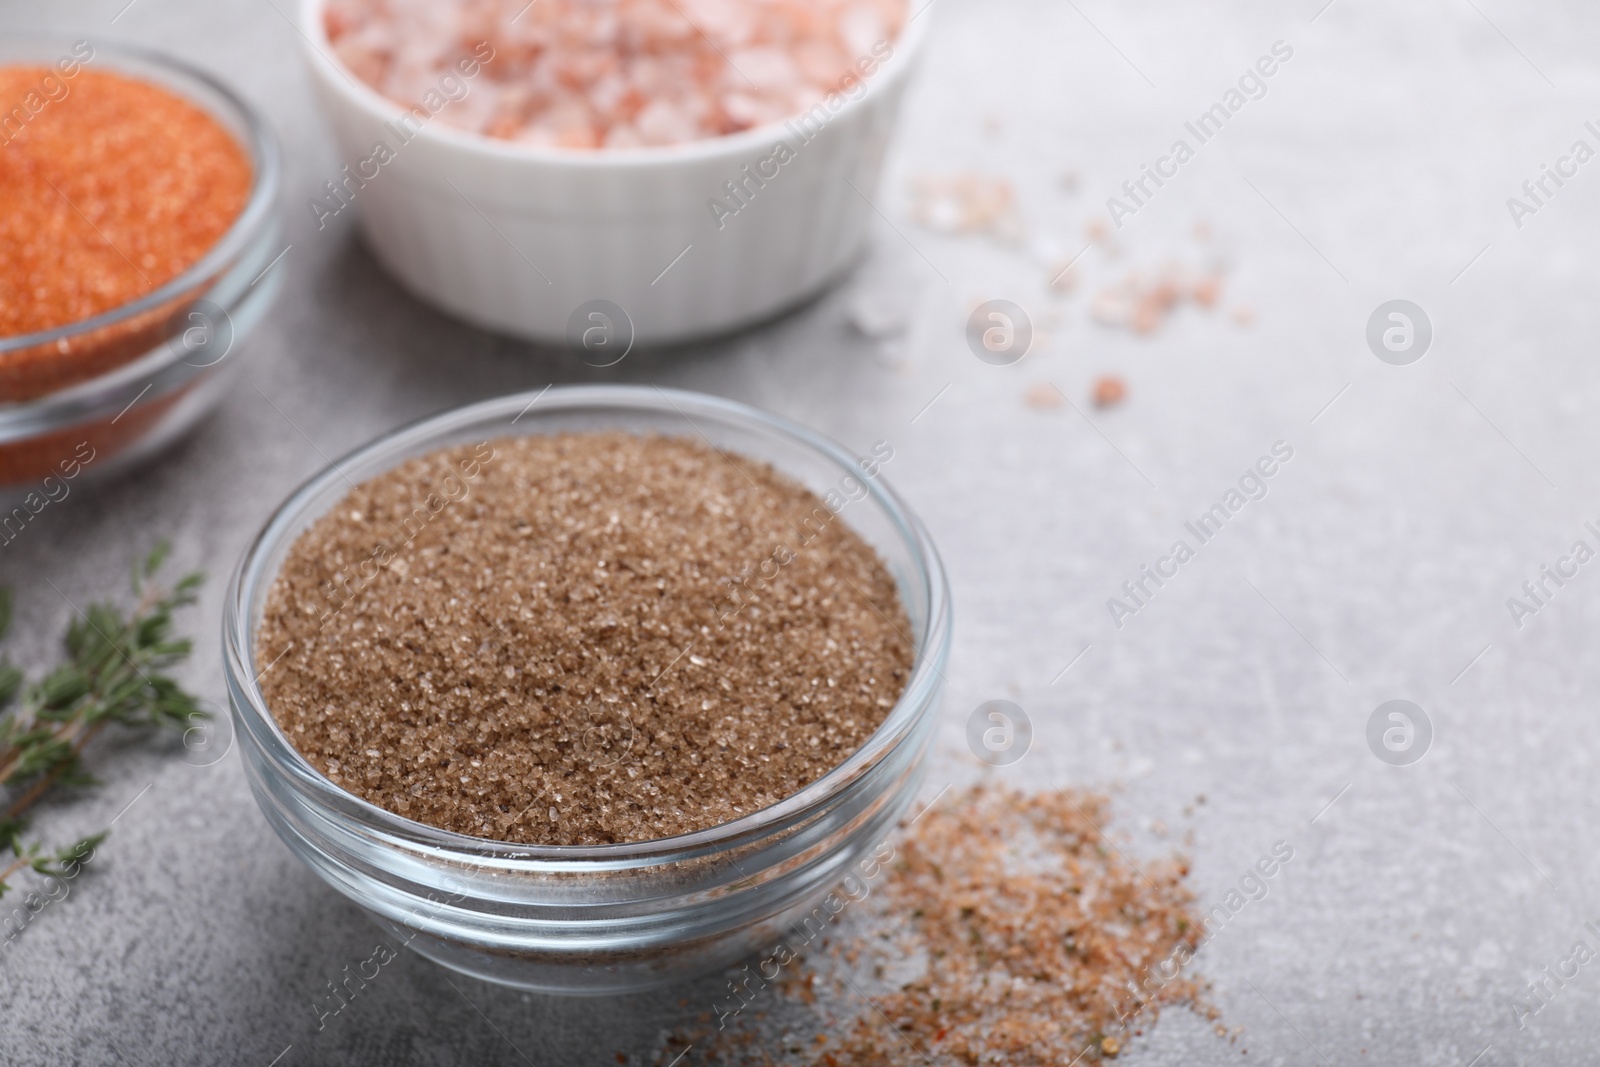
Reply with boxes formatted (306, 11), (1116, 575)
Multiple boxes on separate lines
(0, 38), (282, 491)
(224, 386), (952, 993)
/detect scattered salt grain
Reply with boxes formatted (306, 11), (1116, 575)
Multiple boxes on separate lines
(908, 172), (1021, 240)
(1092, 375), (1127, 409)
(1048, 260), (1081, 294)
(1090, 265), (1226, 337)
(846, 251), (924, 340)
(1023, 383), (1063, 410)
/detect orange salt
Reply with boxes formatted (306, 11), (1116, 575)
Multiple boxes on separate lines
(0, 66), (251, 397)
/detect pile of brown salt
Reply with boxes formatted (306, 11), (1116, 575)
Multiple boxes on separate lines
(255, 432), (914, 846)
(658, 787), (1218, 1065)
(813, 787), (1215, 1065)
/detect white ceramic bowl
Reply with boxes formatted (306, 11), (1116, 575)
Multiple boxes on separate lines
(297, 0), (927, 347)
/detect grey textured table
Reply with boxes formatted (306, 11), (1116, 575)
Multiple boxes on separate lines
(4, 1), (1600, 1064)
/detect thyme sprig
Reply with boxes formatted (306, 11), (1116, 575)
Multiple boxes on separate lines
(0, 543), (204, 899)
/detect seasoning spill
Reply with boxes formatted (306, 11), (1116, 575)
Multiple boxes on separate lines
(816, 786), (1213, 1065)
(256, 431), (914, 846)
(672, 786), (1217, 1065)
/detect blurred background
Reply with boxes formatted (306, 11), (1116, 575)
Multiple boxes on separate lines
(3, 0), (1599, 1063)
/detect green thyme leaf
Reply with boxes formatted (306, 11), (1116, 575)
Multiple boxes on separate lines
(0, 547), (204, 901)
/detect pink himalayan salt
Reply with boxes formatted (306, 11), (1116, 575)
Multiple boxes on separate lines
(325, 0), (907, 149)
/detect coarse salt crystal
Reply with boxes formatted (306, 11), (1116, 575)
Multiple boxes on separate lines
(324, 0), (907, 148)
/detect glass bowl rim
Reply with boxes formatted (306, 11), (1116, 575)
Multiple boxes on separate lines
(0, 36), (284, 363)
(297, 0), (930, 168)
(224, 384), (952, 866)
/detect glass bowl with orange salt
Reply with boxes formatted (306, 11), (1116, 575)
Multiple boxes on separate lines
(298, 0), (927, 346)
(0, 39), (282, 492)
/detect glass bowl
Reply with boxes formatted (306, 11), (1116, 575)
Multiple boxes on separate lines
(0, 38), (283, 491)
(223, 385), (951, 993)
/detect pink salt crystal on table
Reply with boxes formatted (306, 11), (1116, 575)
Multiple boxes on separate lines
(907, 172), (1020, 238)
(1023, 383), (1063, 410)
(325, 0), (908, 149)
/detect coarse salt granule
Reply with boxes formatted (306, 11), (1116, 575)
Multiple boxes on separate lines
(324, 0), (907, 148)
